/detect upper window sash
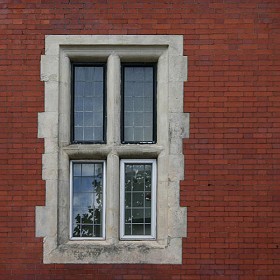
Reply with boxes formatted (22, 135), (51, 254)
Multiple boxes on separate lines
(121, 63), (157, 144)
(71, 63), (106, 144)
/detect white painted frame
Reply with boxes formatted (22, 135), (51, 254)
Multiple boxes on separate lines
(70, 160), (106, 240)
(120, 159), (157, 240)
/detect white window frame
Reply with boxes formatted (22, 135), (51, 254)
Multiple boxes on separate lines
(70, 160), (106, 240)
(36, 35), (189, 264)
(120, 159), (157, 240)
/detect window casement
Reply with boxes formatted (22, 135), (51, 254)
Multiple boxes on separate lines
(70, 160), (106, 240)
(37, 35), (188, 264)
(121, 64), (157, 144)
(71, 63), (106, 144)
(120, 159), (157, 240)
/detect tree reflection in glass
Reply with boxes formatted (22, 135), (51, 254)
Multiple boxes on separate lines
(72, 162), (103, 238)
(124, 163), (152, 236)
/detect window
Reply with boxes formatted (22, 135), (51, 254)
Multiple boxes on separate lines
(72, 64), (106, 143)
(37, 35), (188, 264)
(71, 62), (157, 241)
(120, 159), (156, 240)
(70, 161), (106, 239)
(121, 64), (156, 144)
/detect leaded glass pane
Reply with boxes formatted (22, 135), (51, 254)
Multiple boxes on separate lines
(122, 66), (155, 143)
(73, 65), (105, 143)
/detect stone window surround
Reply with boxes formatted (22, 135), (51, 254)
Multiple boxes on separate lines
(36, 35), (189, 264)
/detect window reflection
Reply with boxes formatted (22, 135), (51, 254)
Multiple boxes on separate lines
(72, 162), (104, 238)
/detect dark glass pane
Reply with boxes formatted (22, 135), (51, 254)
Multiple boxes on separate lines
(132, 209), (144, 223)
(132, 224), (144, 235)
(81, 208), (94, 224)
(133, 176), (144, 191)
(145, 224), (151, 235)
(125, 192), (131, 208)
(72, 224), (81, 237)
(73, 65), (104, 143)
(122, 66), (155, 143)
(145, 208), (151, 223)
(125, 169), (132, 191)
(94, 208), (102, 225)
(125, 209), (132, 223)
(132, 192), (144, 207)
(125, 224), (131, 235)
(94, 225), (101, 237)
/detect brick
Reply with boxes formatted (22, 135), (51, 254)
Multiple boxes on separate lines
(0, 0), (280, 279)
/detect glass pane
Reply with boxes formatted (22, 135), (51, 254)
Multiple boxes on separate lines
(125, 192), (131, 208)
(93, 127), (103, 141)
(81, 225), (93, 237)
(73, 65), (104, 142)
(73, 164), (81, 176)
(134, 67), (144, 81)
(75, 97), (83, 111)
(132, 224), (144, 235)
(72, 162), (104, 238)
(72, 224), (81, 237)
(125, 209), (132, 223)
(73, 192), (93, 208)
(81, 208), (94, 224)
(74, 127), (83, 141)
(80, 177), (94, 191)
(134, 98), (144, 111)
(125, 170), (132, 191)
(84, 128), (93, 141)
(133, 175), (144, 191)
(134, 113), (144, 126)
(84, 112), (93, 126)
(82, 164), (94, 176)
(123, 66), (155, 143)
(132, 209), (144, 223)
(75, 112), (83, 126)
(144, 68), (153, 82)
(125, 224), (131, 235)
(143, 128), (152, 141)
(132, 192), (144, 207)
(145, 224), (151, 235)
(94, 209), (102, 225)
(94, 225), (101, 237)
(94, 68), (103, 81)
(145, 208), (151, 223)
(123, 162), (154, 237)
(134, 128), (144, 141)
(84, 97), (93, 111)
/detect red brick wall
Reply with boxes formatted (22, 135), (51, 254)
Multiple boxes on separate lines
(0, 1), (279, 279)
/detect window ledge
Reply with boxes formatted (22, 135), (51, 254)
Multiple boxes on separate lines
(44, 238), (183, 264)
(63, 144), (164, 159)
